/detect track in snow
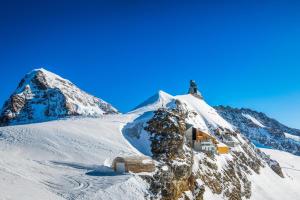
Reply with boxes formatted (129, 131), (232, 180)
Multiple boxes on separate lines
(41, 161), (131, 200)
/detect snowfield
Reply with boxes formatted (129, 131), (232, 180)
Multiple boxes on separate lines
(0, 115), (150, 200)
(252, 148), (300, 200)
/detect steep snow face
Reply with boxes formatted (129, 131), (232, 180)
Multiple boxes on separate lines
(0, 68), (118, 126)
(215, 106), (300, 155)
(176, 94), (235, 132)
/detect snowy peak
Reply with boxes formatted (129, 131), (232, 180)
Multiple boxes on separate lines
(132, 90), (176, 112)
(0, 68), (118, 126)
(131, 87), (234, 134)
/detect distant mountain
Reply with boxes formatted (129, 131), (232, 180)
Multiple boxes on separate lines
(215, 106), (300, 155)
(0, 68), (118, 126)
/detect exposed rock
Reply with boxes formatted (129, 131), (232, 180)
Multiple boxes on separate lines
(145, 106), (204, 200)
(255, 148), (284, 178)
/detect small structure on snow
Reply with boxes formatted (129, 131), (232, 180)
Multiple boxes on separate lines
(112, 156), (155, 173)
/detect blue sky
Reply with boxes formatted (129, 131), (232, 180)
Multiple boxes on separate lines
(0, 0), (300, 128)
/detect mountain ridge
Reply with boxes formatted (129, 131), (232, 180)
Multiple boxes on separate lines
(215, 105), (300, 155)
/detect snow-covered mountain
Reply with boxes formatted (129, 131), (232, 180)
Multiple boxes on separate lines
(0, 68), (118, 126)
(124, 90), (295, 200)
(215, 106), (300, 156)
(0, 79), (300, 200)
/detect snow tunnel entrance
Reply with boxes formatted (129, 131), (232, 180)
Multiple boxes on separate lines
(116, 162), (126, 173)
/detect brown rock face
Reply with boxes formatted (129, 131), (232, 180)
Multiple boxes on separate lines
(10, 95), (26, 113)
(145, 106), (204, 200)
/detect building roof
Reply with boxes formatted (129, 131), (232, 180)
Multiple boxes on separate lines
(113, 156), (154, 164)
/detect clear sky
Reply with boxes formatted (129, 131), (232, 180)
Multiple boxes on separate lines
(0, 0), (300, 128)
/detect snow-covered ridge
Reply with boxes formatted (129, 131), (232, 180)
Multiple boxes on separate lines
(0, 68), (118, 126)
(215, 106), (300, 155)
(130, 90), (235, 133)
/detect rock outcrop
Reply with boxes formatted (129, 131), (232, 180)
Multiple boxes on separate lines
(145, 104), (204, 200)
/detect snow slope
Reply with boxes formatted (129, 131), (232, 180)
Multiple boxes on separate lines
(176, 94), (234, 132)
(250, 148), (300, 200)
(0, 115), (149, 200)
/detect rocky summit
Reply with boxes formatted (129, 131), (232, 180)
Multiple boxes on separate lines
(0, 68), (118, 126)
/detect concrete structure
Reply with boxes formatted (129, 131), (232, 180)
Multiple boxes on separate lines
(194, 140), (216, 153)
(185, 125), (217, 153)
(188, 80), (203, 99)
(112, 156), (155, 173)
(185, 124), (230, 154)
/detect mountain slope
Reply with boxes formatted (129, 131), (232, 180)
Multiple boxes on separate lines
(215, 106), (300, 155)
(0, 68), (118, 126)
